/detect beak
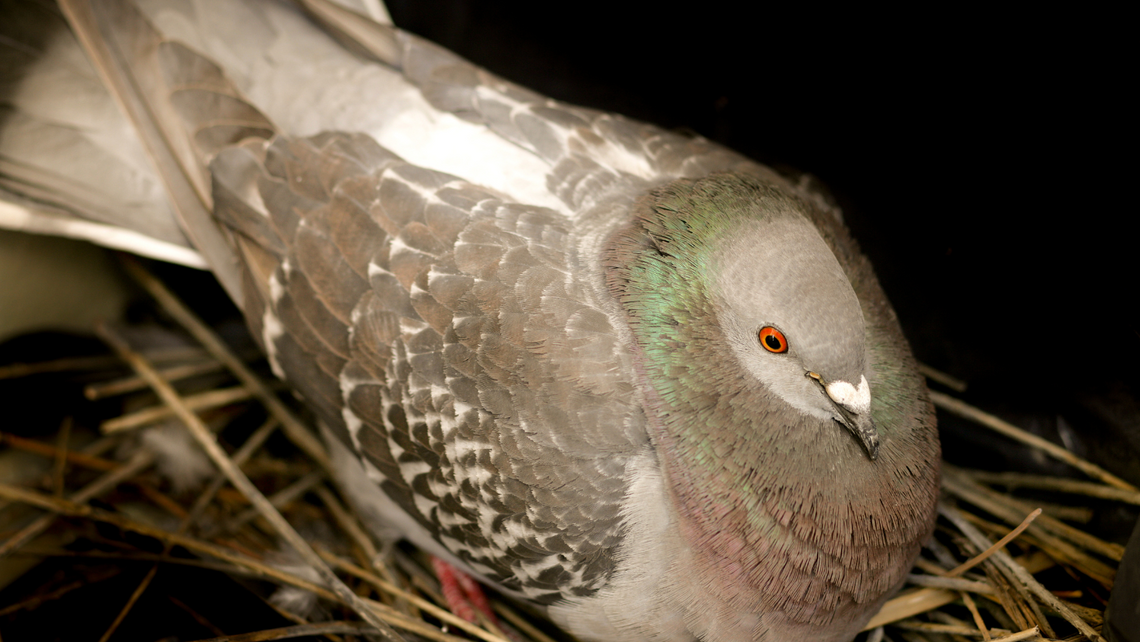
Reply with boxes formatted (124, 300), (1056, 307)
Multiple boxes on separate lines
(832, 402), (880, 460)
(807, 371), (880, 460)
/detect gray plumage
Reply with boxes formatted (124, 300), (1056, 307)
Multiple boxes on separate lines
(0, 1), (941, 640)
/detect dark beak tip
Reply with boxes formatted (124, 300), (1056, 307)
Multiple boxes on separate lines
(840, 414), (880, 461)
(864, 428), (881, 460)
(827, 392), (880, 461)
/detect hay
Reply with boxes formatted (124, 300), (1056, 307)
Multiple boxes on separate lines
(0, 261), (1125, 642)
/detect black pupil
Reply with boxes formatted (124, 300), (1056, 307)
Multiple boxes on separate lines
(764, 334), (782, 350)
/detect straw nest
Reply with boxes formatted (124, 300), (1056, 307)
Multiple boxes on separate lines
(0, 258), (1131, 642)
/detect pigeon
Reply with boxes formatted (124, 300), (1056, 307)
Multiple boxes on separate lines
(0, 1), (941, 640)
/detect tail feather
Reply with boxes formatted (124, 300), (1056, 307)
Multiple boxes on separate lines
(3, 0), (404, 302)
(0, 0), (203, 263)
(56, 0), (270, 303)
(294, 0), (399, 66)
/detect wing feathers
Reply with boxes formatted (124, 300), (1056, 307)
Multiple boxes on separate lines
(12, 0), (663, 605)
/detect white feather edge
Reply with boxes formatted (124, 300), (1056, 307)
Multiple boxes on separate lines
(0, 199), (207, 269)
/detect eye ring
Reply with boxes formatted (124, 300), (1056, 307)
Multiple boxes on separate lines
(758, 326), (788, 353)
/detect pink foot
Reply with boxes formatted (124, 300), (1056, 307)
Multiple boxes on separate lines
(431, 557), (499, 626)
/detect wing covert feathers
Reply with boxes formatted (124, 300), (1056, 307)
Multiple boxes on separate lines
(213, 131), (645, 601)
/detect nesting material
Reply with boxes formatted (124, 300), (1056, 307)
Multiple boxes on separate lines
(0, 264), (1127, 642)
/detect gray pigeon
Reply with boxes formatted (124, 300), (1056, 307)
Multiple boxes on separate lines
(0, 0), (941, 640)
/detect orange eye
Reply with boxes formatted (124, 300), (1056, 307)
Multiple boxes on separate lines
(758, 326), (788, 353)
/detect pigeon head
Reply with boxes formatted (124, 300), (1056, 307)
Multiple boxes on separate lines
(713, 202), (879, 459)
(607, 171), (880, 459)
